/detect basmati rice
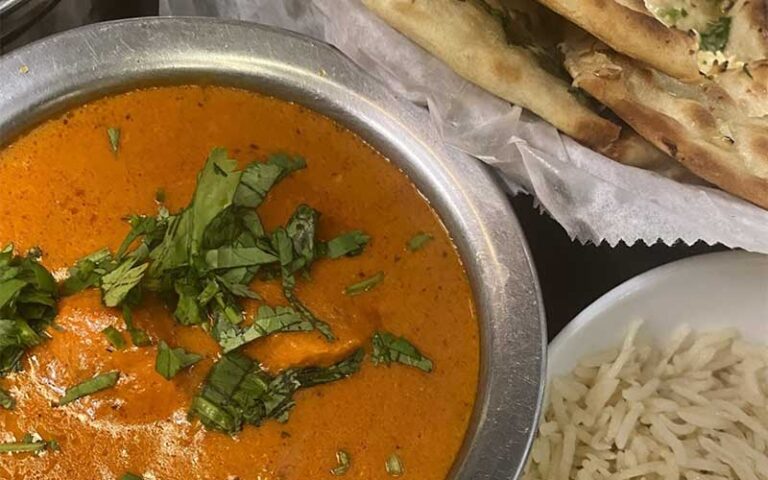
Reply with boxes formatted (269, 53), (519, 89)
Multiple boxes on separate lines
(524, 322), (768, 480)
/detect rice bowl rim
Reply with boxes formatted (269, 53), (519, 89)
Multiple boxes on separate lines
(548, 250), (768, 380)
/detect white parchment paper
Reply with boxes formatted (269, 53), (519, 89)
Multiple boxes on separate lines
(161, 0), (768, 252)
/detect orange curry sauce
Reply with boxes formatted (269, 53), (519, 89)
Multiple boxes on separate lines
(0, 85), (479, 479)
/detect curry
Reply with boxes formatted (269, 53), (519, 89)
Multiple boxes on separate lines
(0, 85), (479, 479)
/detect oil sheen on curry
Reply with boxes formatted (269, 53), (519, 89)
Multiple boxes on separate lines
(0, 85), (479, 479)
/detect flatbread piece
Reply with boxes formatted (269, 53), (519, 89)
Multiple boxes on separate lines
(564, 36), (768, 208)
(362, 0), (621, 150)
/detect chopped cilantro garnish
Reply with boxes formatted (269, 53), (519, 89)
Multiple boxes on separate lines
(0, 441), (46, 453)
(155, 188), (166, 204)
(155, 341), (202, 380)
(217, 305), (313, 353)
(189, 350), (363, 434)
(58, 371), (119, 406)
(0, 244), (57, 376)
(64, 148), (365, 347)
(385, 453), (405, 477)
(234, 153), (306, 208)
(699, 16), (731, 52)
(323, 231), (370, 259)
(372, 331), (433, 373)
(58, 148), (380, 432)
(273, 216), (335, 340)
(101, 260), (148, 308)
(407, 232), (433, 252)
(0, 437), (54, 454)
(122, 306), (151, 347)
(120, 474), (143, 480)
(0, 386), (14, 409)
(107, 127), (120, 154)
(201, 246), (278, 271)
(101, 326), (126, 350)
(344, 272), (384, 296)
(331, 450), (352, 476)
(657, 7), (688, 24)
(61, 248), (113, 295)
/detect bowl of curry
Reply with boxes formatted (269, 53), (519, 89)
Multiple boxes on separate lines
(0, 18), (545, 480)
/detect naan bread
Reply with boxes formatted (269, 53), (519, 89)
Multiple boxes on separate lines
(361, 0), (621, 149)
(714, 60), (768, 117)
(605, 129), (705, 183)
(723, 0), (768, 64)
(563, 36), (768, 208)
(533, 0), (700, 81)
(535, 0), (768, 82)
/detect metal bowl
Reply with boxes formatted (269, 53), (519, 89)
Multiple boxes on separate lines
(0, 18), (545, 479)
(0, 0), (60, 41)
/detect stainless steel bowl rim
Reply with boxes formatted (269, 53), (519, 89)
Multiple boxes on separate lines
(0, 17), (545, 479)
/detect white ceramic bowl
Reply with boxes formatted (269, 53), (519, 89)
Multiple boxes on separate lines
(548, 251), (768, 378)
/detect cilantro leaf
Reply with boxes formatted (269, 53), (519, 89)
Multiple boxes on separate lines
(0, 435), (57, 454)
(202, 206), (265, 251)
(700, 16), (731, 52)
(323, 230), (370, 259)
(372, 331), (433, 372)
(0, 319), (42, 375)
(0, 279), (27, 311)
(657, 7), (688, 24)
(292, 349), (364, 387)
(190, 350), (362, 434)
(155, 341), (202, 380)
(331, 450), (351, 476)
(61, 248), (113, 295)
(202, 246), (278, 271)
(120, 474), (143, 480)
(0, 442), (47, 453)
(107, 127), (120, 154)
(218, 305), (314, 353)
(407, 232), (433, 252)
(116, 215), (167, 259)
(155, 187), (166, 203)
(101, 326), (126, 350)
(0, 245), (57, 376)
(58, 371), (120, 406)
(286, 205), (320, 271)
(273, 227), (334, 340)
(100, 260), (148, 308)
(344, 272), (384, 296)
(216, 275), (261, 300)
(0, 386), (14, 409)
(385, 453), (405, 477)
(189, 352), (266, 433)
(234, 154), (305, 208)
(172, 280), (206, 326)
(122, 306), (151, 347)
(149, 148), (242, 277)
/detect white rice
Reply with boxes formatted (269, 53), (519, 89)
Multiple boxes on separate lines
(524, 321), (768, 480)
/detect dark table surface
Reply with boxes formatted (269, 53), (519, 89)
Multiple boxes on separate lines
(2, 0), (727, 340)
